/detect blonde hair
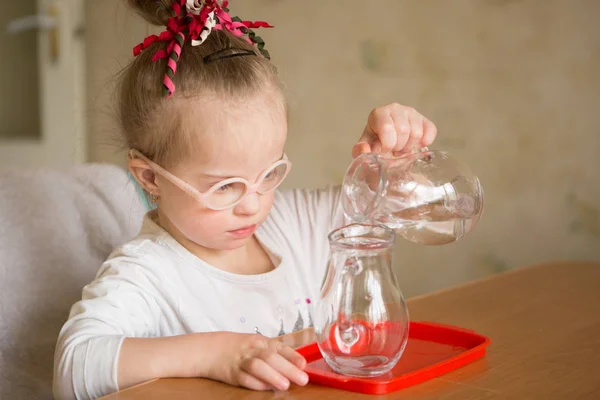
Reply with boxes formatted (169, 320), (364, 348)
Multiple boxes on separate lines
(119, 0), (285, 167)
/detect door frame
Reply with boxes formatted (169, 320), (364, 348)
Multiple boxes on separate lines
(0, 0), (86, 168)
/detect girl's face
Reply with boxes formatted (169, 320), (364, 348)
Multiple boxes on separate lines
(153, 90), (288, 253)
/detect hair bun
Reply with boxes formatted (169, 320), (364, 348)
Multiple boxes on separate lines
(128, 0), (176, 26)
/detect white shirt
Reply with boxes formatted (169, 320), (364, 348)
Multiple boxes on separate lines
(53, 186), (345, 400)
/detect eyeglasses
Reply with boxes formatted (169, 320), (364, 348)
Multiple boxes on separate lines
(129, 149), (292, 210)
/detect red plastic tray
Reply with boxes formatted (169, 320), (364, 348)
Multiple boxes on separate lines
(296, 320), (491, 395)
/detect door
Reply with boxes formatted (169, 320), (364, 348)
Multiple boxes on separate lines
(0, 0), (85, 168)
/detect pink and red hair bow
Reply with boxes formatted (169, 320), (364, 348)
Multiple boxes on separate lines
(133, 0), (273, 98)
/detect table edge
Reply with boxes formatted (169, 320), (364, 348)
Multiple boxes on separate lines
(98, 378), (159, 399)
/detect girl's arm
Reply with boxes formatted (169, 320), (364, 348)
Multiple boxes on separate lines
(53, 262), (163, 399)
(118, 332), (308, 392)
(53, 262), (307, 399)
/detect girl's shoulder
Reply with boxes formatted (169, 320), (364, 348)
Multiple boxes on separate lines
(95, 212), (181, 280)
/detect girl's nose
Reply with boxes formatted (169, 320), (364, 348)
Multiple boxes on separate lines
(233, 191), (261, 216)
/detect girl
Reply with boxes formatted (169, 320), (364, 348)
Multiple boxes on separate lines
(53, 1), (437, 398)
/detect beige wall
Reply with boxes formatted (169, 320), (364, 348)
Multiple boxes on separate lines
(86, 0), (600, 297)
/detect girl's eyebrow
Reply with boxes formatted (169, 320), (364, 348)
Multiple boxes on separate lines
(196, 153), (285, 179)
(198, 172), (232, 179)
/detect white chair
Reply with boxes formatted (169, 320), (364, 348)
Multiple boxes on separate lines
(0, 163), (146, 399)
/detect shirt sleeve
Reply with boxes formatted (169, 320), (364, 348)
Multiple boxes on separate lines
(276, 184), (346, 238)
(53, 259), (163, 400)
(271, 185), (348, 287)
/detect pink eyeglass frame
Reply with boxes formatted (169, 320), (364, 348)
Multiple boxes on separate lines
(129, 149), (292, 211)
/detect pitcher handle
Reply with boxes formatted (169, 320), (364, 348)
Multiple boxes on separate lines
(336, 257), (364, 349)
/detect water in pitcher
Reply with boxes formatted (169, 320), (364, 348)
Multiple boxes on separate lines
(342, 150), (484, 246)
(376, 193), (479, 245)
(318, 316), (407, 377)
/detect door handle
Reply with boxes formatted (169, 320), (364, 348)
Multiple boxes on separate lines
(6, 2), (60, 62)
(6, 15), (57, 34)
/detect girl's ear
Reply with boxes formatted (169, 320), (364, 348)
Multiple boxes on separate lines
(128, 154), (161, 197)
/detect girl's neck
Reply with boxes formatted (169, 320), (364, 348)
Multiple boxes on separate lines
(156, 210), (274, 275)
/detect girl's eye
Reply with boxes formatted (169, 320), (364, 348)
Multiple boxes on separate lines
(264, 169), (281, 181)
(215, 183), (233, 193)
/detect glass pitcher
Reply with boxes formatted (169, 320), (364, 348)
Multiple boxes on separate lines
(342, 148), (484, 245)
(314, 223), (409, 377)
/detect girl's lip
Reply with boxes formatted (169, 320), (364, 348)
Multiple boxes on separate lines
(228, 224), (257, 237)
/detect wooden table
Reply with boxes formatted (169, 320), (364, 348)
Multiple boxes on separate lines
(103, 261), (600, 399)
